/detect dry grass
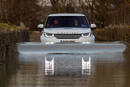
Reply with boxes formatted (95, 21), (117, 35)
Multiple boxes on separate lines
(0, 23), (17, 29)
(0, 23), (24, 32)
(93, 25), (130, 43)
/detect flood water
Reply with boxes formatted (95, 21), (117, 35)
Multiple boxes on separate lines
(0, 43), (130, 87)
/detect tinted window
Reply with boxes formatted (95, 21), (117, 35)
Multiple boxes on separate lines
(45, 16), (89, 28)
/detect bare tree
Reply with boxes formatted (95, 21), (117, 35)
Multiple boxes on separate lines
(50, 0), (75, 13)
(78, 0), (126, 26)
(50, 0), (61, 13)
(79, 0), (96, 23)
(0, 0), (42, 29)
(0, 0), (129, 29)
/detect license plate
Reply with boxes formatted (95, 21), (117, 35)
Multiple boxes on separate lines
(60, 40), (63, 44)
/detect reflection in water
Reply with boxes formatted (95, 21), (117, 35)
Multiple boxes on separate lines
(45, 57), (54, 76)
(44, 56), (92, 76)
(43, 54), (96, 77)
(4, 52), (127, 87)
(1, 43), (130, 87)
(0, 45), (18, 87)
(82, 57), (91, 75)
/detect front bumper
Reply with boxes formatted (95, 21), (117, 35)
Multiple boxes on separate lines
(40, 34), (95, 44)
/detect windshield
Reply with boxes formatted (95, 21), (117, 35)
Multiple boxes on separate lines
(45, 16), (89, 28)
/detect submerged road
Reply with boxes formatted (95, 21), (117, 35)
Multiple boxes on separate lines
(1, 42), (130, 87)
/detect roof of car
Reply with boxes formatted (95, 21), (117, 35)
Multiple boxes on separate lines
(48, 13), (85, 16)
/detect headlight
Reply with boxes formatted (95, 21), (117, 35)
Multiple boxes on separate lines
(82, 33), (90, 37)
(44, 33), (53, 37)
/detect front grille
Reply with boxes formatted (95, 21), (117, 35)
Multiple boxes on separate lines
(54, 34), (81, 39)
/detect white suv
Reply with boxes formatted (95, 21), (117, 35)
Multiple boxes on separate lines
(38, 13), (96, 44)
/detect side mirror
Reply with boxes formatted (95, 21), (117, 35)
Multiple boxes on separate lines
(90, 24), (96, 30)
(37, 24), (44, 29)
